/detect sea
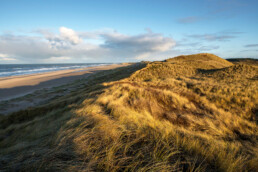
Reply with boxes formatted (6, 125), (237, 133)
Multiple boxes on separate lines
(0, 63), (112, 77)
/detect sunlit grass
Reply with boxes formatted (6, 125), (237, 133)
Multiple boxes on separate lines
(0, 54), (257, 171)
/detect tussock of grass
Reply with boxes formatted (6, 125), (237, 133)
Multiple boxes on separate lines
(0, 54), (257, 171)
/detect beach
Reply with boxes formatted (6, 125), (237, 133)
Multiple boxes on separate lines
(0, 63), (129, 102)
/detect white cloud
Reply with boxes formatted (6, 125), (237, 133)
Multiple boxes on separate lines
(0, 57), (16, 61)
(1, 57), (16, 61)
(0, 53), (16, 61)
(100, 31), (176, 59)
(0, 53), (9, 58)
(0, 27), (176, 63)
(40, 27), (82, 49)
(135, 53), (150, 60)
(59, 27), (82, 44)
(48, 56), (71, 61)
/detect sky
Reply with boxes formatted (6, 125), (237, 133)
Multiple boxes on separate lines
(0, 0), (258, 64)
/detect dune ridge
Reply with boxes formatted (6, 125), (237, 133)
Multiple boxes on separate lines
(0, 54), (257, 171)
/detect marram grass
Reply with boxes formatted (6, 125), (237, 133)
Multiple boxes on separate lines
(0, 54), (257, 171)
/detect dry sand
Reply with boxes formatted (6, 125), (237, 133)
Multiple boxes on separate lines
(0, 63), (129, 101)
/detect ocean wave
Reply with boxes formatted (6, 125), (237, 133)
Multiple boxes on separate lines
(0, 63), (110, 77)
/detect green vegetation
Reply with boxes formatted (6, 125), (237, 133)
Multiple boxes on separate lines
(0, 54), (257, 171)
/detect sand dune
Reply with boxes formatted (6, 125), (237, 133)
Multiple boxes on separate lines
(0, 54), (257, 171)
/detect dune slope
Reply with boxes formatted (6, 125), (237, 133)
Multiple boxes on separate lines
(0, 54), (257, 171)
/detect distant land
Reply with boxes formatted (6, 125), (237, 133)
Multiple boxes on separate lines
(0, 53), (257, 171)
(227, 58), (258, 66)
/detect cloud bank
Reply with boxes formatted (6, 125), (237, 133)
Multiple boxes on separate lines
(244, 44), (258, 48)
(0, 53), (16, 61)
(177, 16), (202, 24)
(0, 27), (176, 63)
(187, 31), (243, 42)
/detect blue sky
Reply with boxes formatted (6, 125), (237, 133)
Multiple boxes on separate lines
(0, 0), (257, 63)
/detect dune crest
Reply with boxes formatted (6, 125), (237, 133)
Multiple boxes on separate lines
(0, 54), (257, 171)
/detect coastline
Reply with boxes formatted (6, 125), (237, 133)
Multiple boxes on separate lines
(0, 63), (130, 101)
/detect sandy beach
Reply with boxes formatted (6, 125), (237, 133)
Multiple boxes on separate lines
(0, 63), (129, 101)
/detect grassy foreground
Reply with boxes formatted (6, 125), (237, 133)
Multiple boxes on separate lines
(0, 54), (257, 171)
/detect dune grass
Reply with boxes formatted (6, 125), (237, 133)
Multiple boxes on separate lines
(0, 54), (257, 171)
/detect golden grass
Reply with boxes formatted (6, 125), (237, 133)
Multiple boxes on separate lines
(165, 53), (233, 69)
(0, 54), (257, 171)
(227, 58), (258, 67)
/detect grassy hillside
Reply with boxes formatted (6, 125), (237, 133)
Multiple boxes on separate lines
(165, 53), (233, 69)
(0, 54), (257, 171)
(227, 58), (258, 67)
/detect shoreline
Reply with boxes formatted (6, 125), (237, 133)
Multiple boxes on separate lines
(0, 64), (118, 84)
(0, 63), (131, 101)
(0, 63), (113, 80)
